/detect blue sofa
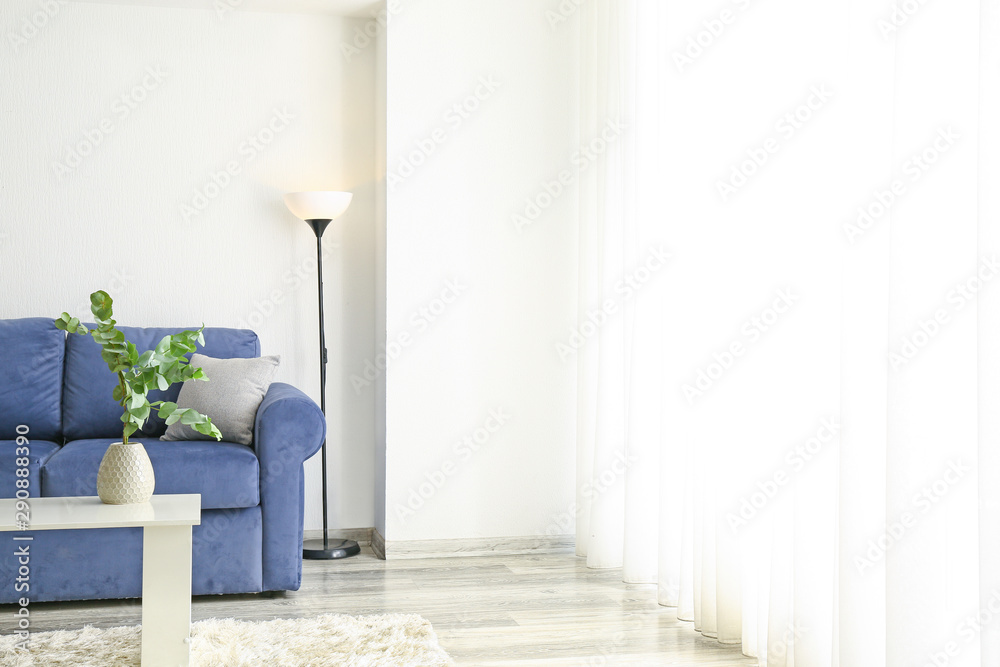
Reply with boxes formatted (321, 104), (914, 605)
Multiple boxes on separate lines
(0, 317), (325, 602)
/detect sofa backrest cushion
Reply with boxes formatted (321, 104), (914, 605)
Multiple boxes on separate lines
(63, 326), (260, 441)
(0, 318), (66, 441)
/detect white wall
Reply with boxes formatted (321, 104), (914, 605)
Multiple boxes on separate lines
(0, 0), (580, 547)
(381, 0), (579, 544)
(0, 0), (378, 533)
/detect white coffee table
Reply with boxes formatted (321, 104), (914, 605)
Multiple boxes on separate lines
(0, 494), (201, 667)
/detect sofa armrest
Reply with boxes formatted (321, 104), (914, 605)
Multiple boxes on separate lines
(254, 382), (326, 591)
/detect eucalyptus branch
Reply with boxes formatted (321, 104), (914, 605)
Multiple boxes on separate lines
(55, 290), (223, 444)
(117, 372), (130, 444)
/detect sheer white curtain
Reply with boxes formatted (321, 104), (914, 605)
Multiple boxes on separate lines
(575, 1), (1000, 665)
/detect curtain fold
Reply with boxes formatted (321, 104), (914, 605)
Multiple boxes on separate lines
(575, 1), (1000, 665)
(979, 3), (1000, 666)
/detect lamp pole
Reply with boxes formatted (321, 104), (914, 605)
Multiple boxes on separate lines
(301, 218), (360, 560)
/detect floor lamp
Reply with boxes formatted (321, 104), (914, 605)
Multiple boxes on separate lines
(283, 191), (361, 560)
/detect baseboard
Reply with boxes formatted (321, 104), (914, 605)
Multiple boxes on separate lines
(371, 527), (386, 560)
(303, 529), (575, 560)
(303, 527), (374, 546)
(380, 534), (574, 560)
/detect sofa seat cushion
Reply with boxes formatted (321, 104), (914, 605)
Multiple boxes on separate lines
(0, 440), (60, 499)
(41, 438), (259, 510)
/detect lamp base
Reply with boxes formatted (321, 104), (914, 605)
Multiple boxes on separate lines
(303, 538), (361, 560)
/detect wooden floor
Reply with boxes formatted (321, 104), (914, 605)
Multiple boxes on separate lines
(4, 548), (756, 666)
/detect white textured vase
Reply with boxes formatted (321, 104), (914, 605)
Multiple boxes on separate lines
(96, 442), (155, 505)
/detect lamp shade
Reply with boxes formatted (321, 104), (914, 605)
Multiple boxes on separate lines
(283, 191), (353, 221)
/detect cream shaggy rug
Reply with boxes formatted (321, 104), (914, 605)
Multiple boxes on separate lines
(0, 613), (455, 666)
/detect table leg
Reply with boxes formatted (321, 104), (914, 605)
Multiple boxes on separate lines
(141, 524), (192, 667)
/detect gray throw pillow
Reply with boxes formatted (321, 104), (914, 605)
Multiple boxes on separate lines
(161, 353), (280, 446)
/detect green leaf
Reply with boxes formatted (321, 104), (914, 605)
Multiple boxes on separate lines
(55, 313), (88, 336)
(156, 374), (169, 391)
(179, 410), (200, 425)
(193, 420), (223, 441)
(163, 363), (183, 383)
(158, 402), (177, 418)
(90, 293), (114, 323)
(154, 336), (171, 355)
(171, 342), (195, 358)
(123, 422), (138, 439)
